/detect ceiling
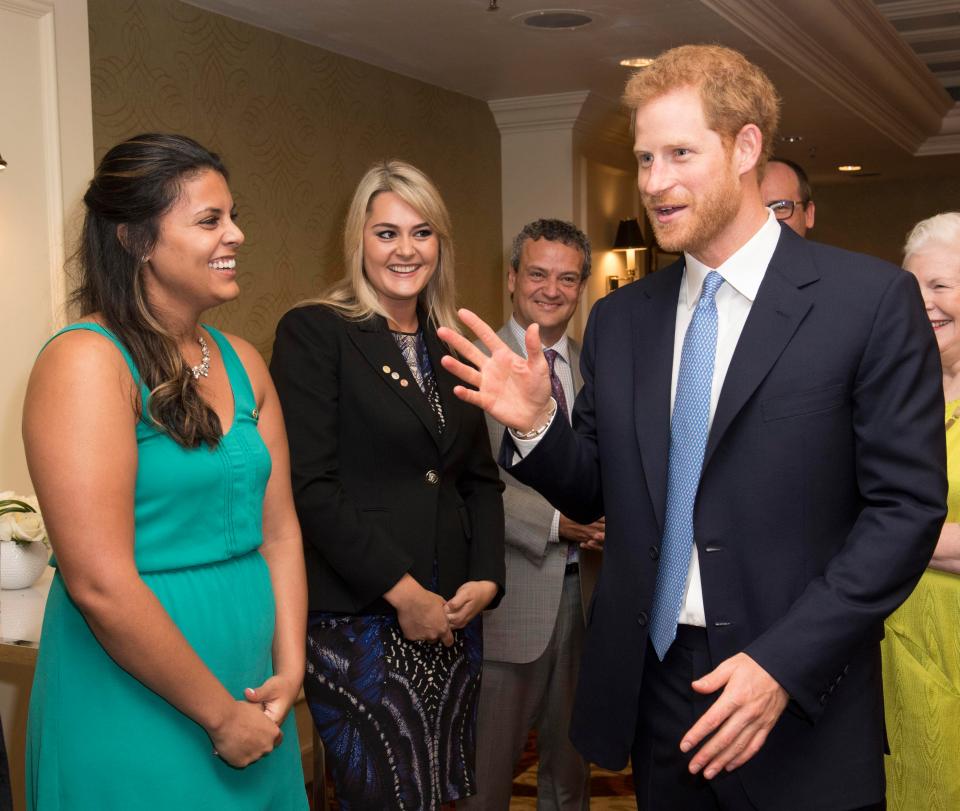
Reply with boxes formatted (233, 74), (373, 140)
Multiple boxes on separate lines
(184, 0), (960, 184)
(875, 0), (960, 101)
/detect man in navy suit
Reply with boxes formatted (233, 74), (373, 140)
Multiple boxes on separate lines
(440, 44), (946, 810)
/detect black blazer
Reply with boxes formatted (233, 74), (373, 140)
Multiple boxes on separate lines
(271, 304), (505, 614)
(506, 226), (947, 809)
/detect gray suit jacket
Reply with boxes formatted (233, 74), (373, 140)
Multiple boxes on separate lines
(480, 324), (600, 664)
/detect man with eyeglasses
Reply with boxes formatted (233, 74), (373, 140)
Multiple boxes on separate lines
(760, 157), (815, 237)
(462, 219), (603, 810)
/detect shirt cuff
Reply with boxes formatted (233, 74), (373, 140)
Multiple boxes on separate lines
(549, 509), (560, 544)
(510, 407), (558, 458)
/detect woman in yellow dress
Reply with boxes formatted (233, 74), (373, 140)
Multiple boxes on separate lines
(882, 211), (960, 810)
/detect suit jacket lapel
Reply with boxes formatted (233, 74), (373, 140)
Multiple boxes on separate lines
(634, 264), (684, 534)
(704, 237), (818, 470)
(348, 317), (443, 448)
(500, 324), (522, 356)
(569, 341), (583, 393)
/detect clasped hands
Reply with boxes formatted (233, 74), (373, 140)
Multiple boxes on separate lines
(559, 514), (605, 551)
(209, 672), (300, 768)
(386, 573), (497, 646)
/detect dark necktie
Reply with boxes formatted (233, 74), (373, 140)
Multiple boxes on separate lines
(543, 348), (569, 423)
(543, 346), (577, 564)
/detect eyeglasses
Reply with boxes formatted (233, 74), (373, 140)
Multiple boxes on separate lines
(767, 200), (806, 220)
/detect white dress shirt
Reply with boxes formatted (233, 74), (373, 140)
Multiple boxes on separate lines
(514, 211), (782, 623)
(674, 211), (781, 625)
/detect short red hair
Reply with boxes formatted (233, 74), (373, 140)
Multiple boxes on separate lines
(624, 44), (780, 172)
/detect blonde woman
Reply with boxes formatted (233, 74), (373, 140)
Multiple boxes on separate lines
(270, 160), (505, 810)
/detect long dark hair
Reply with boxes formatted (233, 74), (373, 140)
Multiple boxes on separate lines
(72, 133), (228, 448)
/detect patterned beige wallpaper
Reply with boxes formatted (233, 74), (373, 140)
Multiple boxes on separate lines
(87, 0), (503, 357)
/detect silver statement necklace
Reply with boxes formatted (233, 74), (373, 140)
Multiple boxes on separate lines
(190, 335), (211, 380)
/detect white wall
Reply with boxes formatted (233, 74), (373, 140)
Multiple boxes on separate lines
(0, 0), (94, 492)
(0, 0), (93, 804)
(489, 91), (639, 341)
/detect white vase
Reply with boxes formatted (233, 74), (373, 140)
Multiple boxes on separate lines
(0, 540), (50, 590)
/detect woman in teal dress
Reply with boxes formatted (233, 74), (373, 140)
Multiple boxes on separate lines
(22, 134), (308, 809)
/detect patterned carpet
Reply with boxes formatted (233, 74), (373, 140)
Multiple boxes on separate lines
(310, 732), (637, 809)
(509, 731), (636, 810)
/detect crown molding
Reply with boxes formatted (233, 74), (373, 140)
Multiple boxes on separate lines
(874, 0), (960, 19)
(916, 103), (960, 155)
(489, 91), (592, 134)
(899, 24), (960, 44)
(699, 0), (956, 153)
(489, 90), (632, 148)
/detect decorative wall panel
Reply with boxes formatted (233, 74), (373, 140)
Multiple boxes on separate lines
(88, 0), (503, 357)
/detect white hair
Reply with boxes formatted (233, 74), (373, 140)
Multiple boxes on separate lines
(903, 212), (960, 260)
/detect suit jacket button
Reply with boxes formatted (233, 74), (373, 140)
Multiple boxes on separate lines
(636, 611), (648, 627)
(425, 470), (440, 485)
(648, 546), (660, 560)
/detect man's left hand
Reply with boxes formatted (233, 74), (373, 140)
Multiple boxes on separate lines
(681, 653), (788, 779)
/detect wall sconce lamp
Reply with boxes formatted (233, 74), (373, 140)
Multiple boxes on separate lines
(0, 153), (7, 171)
(612, 217), (648, 279)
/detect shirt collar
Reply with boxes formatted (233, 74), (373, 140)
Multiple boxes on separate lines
(681, 210), (781, 310)
(508, 315), (569, 362)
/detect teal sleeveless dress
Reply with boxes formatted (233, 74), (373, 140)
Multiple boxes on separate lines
(26, 324), (306, 810)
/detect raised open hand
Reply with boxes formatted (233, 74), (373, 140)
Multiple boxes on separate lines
(438, 308), (553, 433)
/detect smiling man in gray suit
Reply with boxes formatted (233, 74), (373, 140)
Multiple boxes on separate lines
(461, 219), (604, 811)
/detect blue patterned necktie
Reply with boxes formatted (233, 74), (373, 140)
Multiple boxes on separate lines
(649, 270), (725, 660)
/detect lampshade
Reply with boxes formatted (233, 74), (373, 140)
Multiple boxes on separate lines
(612, 218), (646, 251)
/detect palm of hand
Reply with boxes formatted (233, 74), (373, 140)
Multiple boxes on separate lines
(481, 346), (551, 430)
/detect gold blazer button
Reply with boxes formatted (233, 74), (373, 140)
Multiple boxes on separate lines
(425, 470), (440, 485)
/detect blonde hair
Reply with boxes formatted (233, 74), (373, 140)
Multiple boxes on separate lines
(904, 212), (960, 260)
(311, 160), (459, 334)
(623, 44), (780, 172)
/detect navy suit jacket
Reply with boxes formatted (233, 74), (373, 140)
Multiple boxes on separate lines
(505, 226), (946, 809)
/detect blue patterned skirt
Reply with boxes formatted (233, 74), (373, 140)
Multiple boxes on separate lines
(305, 611), (482, 810)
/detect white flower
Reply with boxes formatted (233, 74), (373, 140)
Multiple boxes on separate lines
(0, 512), (14, 542)
(0, 492), (48, 545)
(9, 512), (46, 543)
